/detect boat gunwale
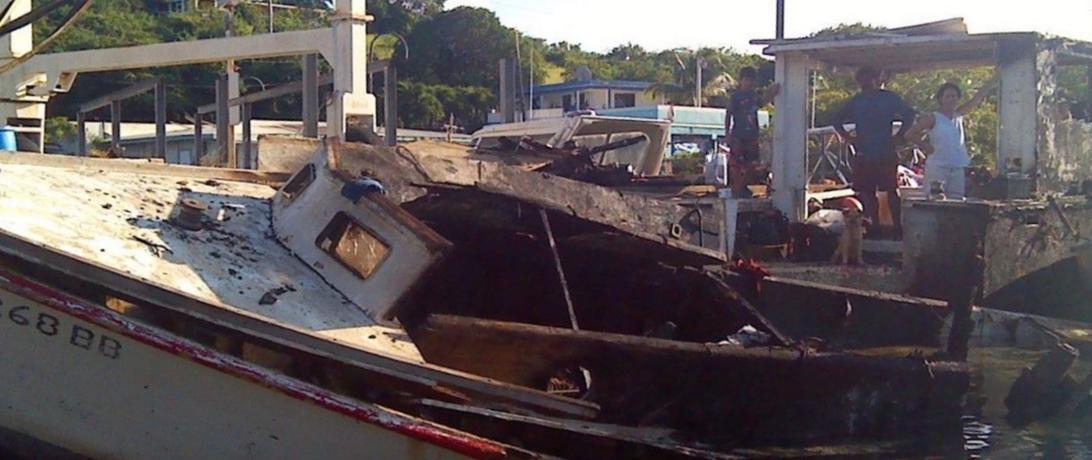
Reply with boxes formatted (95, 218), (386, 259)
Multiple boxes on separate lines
(0, 222), (599, 419)
(0, 151), (291, 186)
(0, 264), (511, 460)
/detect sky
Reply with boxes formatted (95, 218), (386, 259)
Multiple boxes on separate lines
(445, 0), (1092, 54)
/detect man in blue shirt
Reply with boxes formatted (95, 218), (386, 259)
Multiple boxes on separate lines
(725, 67), (779, 197)
(834, 67), (916, 237)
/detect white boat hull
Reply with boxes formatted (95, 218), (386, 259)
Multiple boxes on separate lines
(0, 268), (506, 460)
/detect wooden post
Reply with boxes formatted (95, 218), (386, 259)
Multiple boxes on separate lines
(216, 74), (233, 167)
(154, 81), (167, 159)
(302, 54), (319, 138)
(76, 111), (86, 156)
(384, 65), (398, 147)
(110, 100), (121, 150)
(946, 251), (984, 361)
(241, 103), (252, 169)
(194, 115), (204, 163)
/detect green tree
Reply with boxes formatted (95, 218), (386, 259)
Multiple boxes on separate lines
(400, 7), (515, 90)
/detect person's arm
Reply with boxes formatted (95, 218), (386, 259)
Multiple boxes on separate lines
(903, 113), (936, 155)
(893, 94), (917, 139)
(832, 98), (854, 142)
(724, 95), (735, 139)
(761, 82), (781, 106)
(957, 75), (1000, 116)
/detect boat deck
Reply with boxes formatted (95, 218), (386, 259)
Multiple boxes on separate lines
(0, 159), (422, 362)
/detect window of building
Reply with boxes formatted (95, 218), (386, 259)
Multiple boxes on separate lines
(316, 212), (391, 280)
(281, 164), (316, 202)
(614, 93), (636, 108)
(562, 95), (573, 111)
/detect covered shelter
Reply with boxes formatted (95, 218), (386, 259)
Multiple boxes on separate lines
(754, 18), (1092, 221)
(752, 19), (1092, 313)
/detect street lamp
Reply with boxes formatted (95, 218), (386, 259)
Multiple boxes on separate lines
(243, 75), (267, 92)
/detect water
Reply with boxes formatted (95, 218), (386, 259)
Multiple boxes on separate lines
(956, 347), (1092, 460)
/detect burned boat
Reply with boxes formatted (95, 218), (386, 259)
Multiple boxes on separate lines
(0, 136), (973, 457)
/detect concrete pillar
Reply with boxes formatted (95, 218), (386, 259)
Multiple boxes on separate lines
(384, 65), (398, 146)
(241, 103), (251, 169)
(771, 52), (810, 223)
(76, 111), (86, 156)
(110, 100), (121, 150)
(302, 54), (319, 138)
(997, 38), (1038, 175)
(154, 81), (167, 158)
(0, 0), (32, 61)
(327, 0), (375, 139)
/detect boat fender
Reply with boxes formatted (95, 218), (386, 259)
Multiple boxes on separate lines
(340, 177), (386, 203)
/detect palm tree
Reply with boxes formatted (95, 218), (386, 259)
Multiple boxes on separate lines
(648, 49), (733, 106)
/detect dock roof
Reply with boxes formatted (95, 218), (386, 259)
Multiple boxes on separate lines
(752, 18), (1092, 72)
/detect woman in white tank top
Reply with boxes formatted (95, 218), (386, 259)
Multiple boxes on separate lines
(905, 77), (999, 199)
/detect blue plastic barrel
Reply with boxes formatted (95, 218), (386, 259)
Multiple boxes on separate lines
(0, 128), (15, 151)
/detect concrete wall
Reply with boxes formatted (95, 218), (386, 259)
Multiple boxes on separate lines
(539, 89), (662, 111)
(904, 196), (1092, 315)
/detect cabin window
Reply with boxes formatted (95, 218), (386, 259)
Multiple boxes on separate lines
(281, 164), (316, 202)
(613, 93), (636, 108)
(316, 212), (390, 280)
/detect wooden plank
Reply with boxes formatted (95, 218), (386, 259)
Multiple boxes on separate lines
(110, 100), (121, 149)
(154, 81), (167, 158)
(384, 65), (398, 146)
(418, 399), (739, 460)
(411, 314), (968, 443)
(76, 111), (86, 156)
(0, 227), (598, 420)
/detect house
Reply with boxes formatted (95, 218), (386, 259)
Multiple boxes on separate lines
(528, 67), (666, 119)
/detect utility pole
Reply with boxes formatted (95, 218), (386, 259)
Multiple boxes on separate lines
(776, 0), (785, 39)
(268, 0), (274, 33)
(695, 57), (705, 108)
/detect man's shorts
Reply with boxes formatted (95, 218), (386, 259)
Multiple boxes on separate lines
(730, 137), (761, 163)
(852, 155), (899, 193)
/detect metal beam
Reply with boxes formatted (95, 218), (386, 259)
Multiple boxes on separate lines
(9, 29), (333, 95)
(198, 74), (333, 115)
(384, 65), (397, 146)
(78, 78), (159, 114)
(109, 100), (121, 150)
(154, 81), (166, 158)
(194, 61), (392, 114)
(302, 54), (319, 138)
